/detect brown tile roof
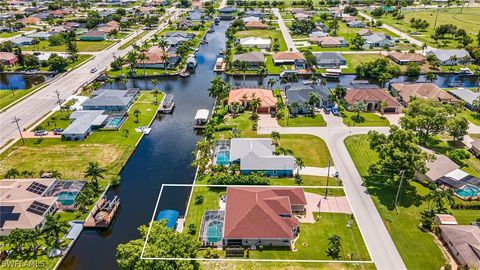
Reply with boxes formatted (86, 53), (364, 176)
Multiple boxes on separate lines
(228, 88), (277, 108)
(344, 88), (403, 107)
(309, 36), (345, 46)
(272, 52), (305, 61)
(21, 17), (41, 25)
(245, 20), (268, 29)
(439, 225), (480, 269)
(223, 187), (306, 239)
(388, 52), (426, 62)
(139, 46), (176, 64)
(391, 83), (458, 103)
(0, 52), (17, 61)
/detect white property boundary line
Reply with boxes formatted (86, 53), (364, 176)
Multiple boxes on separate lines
(140, 183), (373, 264)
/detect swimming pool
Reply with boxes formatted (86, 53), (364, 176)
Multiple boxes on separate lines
(57, 191), (79, 206)
(216, 151), (230, 166)
(207, 221), (223, 243)
(455, 185), (480, 198)
(105, 117), (124, 129)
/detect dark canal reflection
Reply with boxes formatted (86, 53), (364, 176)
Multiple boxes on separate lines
(0, 73), (49, 90)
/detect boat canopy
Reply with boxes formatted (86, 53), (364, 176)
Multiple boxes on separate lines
(194, 109), (209, 120)
(156, 209), (179, 229)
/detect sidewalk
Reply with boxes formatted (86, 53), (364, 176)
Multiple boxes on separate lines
(300, 166), (337, 177)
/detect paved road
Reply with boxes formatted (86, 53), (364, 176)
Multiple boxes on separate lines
(358, 12), (427, 50)
(258, 124), (407, 270)
(272, 8), (297, 52)
(0, 9), (181, 148)
(0, 29), (37, 43)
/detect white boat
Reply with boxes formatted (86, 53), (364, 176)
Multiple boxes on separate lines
(322, 68), (341, 78)
(134, 126), (152, 134)
(458, 67), (473, 75)
(194, 109), (210, 129)
(158, 94), (175, 114)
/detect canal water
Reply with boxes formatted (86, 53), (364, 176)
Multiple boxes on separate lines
(60, 21), (478, 269)
(59, 22), (228, 270)
(0, 73), (49, 90)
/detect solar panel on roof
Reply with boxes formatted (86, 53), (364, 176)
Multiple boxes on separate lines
(26, 201), (50, 216)
(0, 206), (21, 228)
(26, 182), (48, 195)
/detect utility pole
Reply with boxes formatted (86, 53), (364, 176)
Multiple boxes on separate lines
(324, 159), (331, 199)
(55, 90), (62, 105)
(433, 7), (440, 30)
(394, 170), (405, 215)
(12, 116), (25, 144)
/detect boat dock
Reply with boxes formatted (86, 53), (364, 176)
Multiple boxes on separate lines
(158, 94), (175, 114)
(84, 195), (120, 228)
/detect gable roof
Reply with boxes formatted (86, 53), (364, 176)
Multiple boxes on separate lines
(439, 225), (480, 269)
(345, 88), (402, 107)
(315, 52), (346, 64)
(82, 89), (138, 108)
(423, 153), (460, 182)
(391, 83), (457, 103)
(81, 30), (107, 38)
(139, 46), (177, 64)
(239, 37), (271, 46)
(223, 187), (306, 239)
(389, 52), (425, 62)
(245, 20), (268, 28)
(63, 110), (108, 135)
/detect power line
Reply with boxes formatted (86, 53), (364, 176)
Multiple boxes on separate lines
(11, 116), (25, 144)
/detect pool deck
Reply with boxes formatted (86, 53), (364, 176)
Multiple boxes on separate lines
(176, 217), (185, 233)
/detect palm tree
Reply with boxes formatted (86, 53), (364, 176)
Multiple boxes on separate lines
(290, 102), (301, 116)
(51, 170), (62, 179)
(267, 78), (276, 89)
(257, 65), (268, 78)
(294, 156), (305, 176)
(152, 88), (161, 104)
(473, 67), (480, 91)
(42, 214), (68, 249)
(4, 168), (19, 179)
(231, 101), (241, 117)
(352, 101), (366, 121)
(126, 51), (138, 74)
(84, 162), (107, 188)
(378, 100), (388, 118)
(271, 131), (280, 145)
(249, 97), (262, 113)
(308, 92), (320, 108)
(161, 52), (169, 72)
(233, 60), (250, 85)
(310, 74), (319, 85)
(133, 108), (141, 123)
(5, 229), (27, 252)
(280, 77), (289, 90)
(20, 169), (34, 178)
(24, 228), (41, 254)
(425, 71), (437, 83)
(137, 51), (147, 76)
(106, 77), (115, 89)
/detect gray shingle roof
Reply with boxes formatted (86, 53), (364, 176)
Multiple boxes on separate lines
(314, 52), (345, 65)
(448, 89), (480, 106)
(230, 138), (295, 171)
(63, 110), (108, 135)
(286, 84), (331, 103)
(428, 49), (470, 62)
(232, 52), (265, 63)
(82, 89), (137, 108)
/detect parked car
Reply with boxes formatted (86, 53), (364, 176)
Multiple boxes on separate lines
(323, 107), (331, 114)
(34, 130), (48, 136)
(331, 108), (340, 116)
(90, 68), (97, 73)
(53, 128), (64, 135)
(270, 110), (276, 118)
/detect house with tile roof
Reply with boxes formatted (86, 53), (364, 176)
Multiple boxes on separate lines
(309, 36), (348, 48)
(390, 83), (458, 106)
(272, 52), (305, 68)
(245, 20), (268, 29)
(344, 88), (403, 113)
(388, 52), (426, 65)
(228, 87), (276, 113)
(223, 187), (306, 247)
(0, 52), (19, 65)
(135, 46), (180, 69)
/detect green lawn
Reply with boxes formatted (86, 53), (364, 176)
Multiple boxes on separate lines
(248, 213), (370, 261)
(379, 7), (480, 49)
(279, 114), (327, 127)
(275, 175), (341, 186)
(470, 133), (480, 140)
(235, 29), (287, 51)
(0, 91), (163, 179)
(184, 186), (225, 236)
(200, 261), (376, 270)
(119, 30), (150, 50)
(0, 84), (42, 110)
(265, 55), (286, 74)
(23, 40), (115, 52)
(341, 53), (386, 74)
(341, 111), (390, 127)
(462, 110), (480, 126)
(0, 31), (22, 38)
(344, 134), (479, 270)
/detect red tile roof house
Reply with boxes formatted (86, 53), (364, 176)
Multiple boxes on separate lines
(388, 52), (426, 65)
(223, 187), (307, 248)
(228, 88), (277, 113)
(272, 52), (306, 69)
(309, 36), (348, 48)
(245, 21), (269, 29)
(390, 83), (458, 106)
(135, 46), (180, 69)
(0, 52), (19, 65)
(344, 88), (404, 113)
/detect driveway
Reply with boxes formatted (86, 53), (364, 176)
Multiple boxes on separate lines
(299, 192), (352, 223)
(300, 166), (337, 177)
(377, 113), (402, 126)
(258, 114), (280, 129)
(21, 131), (61, 139)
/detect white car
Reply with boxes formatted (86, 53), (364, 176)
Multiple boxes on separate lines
(90, 68), (97, 73)
(34, 130), (48, 136)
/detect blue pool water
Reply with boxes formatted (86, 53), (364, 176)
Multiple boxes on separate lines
(216, 151), (230, 165)
(105, 117), (124, 129)
(207, 221), (223, 243)
(455, 185), (480, 197)
(57, 191), (79, 206)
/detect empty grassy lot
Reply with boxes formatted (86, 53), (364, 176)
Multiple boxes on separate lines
(341, 111), (390, 127)
(0, 91), (163, 180)
(23, 40), (115, 52)
(380, 7), (480, 48)
(278, 114), (327, 127)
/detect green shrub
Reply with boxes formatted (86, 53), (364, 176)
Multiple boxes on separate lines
(447, 149), (470, 166)
(208, 173), (270, 185)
